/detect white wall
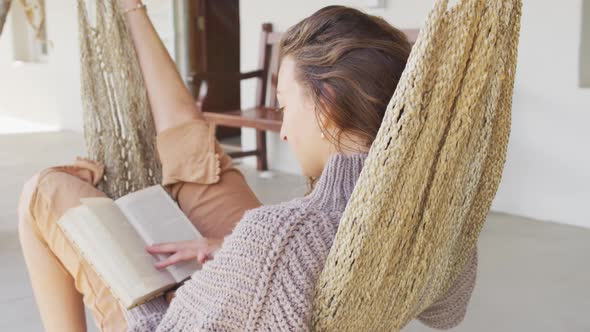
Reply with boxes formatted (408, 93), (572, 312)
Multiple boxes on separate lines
(0, 2), (79, 129)
(0, 0), (175, 131)
(0, 1), (588, 228)
(492, 0), (590, 229)
(240, 0), (590, 229)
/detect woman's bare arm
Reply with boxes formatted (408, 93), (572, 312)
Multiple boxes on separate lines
(119, 0), (202, 132)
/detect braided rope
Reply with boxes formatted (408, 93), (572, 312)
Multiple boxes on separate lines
(0, 0), (10, 35)
(77, 0), (161, 198)
(71, 0), (521, 329)
(311, 1), (522, 330)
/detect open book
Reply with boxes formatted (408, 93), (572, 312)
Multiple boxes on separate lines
(57, 185), (202, 309)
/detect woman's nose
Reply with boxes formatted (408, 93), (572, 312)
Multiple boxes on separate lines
(280, 125), (287, 141)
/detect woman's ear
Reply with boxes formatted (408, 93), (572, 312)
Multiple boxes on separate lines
(316, 83), (339, 136)
(315, 110), (333, 139)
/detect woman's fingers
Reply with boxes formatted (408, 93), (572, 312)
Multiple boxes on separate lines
(146, 241), (188, 254)
(147, 238), (222, 268)
(196, 252), (211, 264)
(154, 250), (194, 269)
(154, 252), (181, 269)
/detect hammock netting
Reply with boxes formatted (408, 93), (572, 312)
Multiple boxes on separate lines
(1, 0), (521, 330)
(0, 0), (49, 41)
(76, 0), (161, 199)
(0, 1), (10, 35)
(0, 0), (164, 199)
(312, 0), (521, 330)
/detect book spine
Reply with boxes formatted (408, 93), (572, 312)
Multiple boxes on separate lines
(56, 220), (172, 310)
(55, 220), (125, 303)
(127, 287), (173, 310)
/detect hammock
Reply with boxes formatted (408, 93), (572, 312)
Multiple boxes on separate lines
(0, 1), (10, 35)
(77, 0), (161, 198)
(0, 0), (161, 199)
(4, 0), (520, 330)
(0, 0), (49, 41)
(81, 0), (521, 330)
(312, 0), (521, 330)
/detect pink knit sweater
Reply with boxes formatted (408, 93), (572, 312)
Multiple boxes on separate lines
(124, 153), (477, 331)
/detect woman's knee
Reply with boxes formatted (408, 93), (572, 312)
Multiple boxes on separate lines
(39, 168), (105, 208)
(18, 172), (40, 224)
(17, 169), (105, 239)
(18, 170), (73, 221)
(17, 172), (45, 249)
(18, 158), (105, 218)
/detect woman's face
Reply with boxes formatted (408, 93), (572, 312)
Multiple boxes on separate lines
(277, 56), (333, 177)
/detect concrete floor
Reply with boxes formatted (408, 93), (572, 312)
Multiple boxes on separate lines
(1, 131), (589, 332)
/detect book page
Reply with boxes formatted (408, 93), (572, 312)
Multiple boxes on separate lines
(59, 197), (176, 309)
(115, 185), (202, 282)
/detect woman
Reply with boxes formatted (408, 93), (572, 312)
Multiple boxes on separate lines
(17, 2), (477, 331)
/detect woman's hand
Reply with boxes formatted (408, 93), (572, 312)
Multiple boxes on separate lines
(146, 238), (223, 269)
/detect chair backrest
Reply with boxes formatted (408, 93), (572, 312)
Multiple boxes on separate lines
(255, 23), (282, 109)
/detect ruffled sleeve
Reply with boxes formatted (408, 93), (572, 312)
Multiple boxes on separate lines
(155, 119), (221, 186)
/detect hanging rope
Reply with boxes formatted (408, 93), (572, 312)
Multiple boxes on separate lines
(77, 0), (161, 198)
(0, 0), (158, 197)
(311, 0), (521, 330)
(71, 0), (520, 329)
(0, 0), (51, 45)
(0, 0), (11, 35)
(19, 0), (46, 40)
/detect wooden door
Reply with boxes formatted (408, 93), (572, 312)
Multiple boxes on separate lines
(188, 0), (241, 139)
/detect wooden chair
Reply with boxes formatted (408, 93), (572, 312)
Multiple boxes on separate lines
(189, 23), (282, 171)
(189, 26), (420, 171)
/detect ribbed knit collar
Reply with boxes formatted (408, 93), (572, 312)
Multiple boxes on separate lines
(301, 152), (368, 211)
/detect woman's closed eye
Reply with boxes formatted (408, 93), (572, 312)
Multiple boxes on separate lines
(276, 106), (285, 113)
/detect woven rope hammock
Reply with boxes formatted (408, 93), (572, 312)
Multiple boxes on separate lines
(72, 0), (520, 330)
(77, 0), (161, 199)
(68, 0), (518, 330)
(0, 1), (10, 35)
(312, 0), (521, 330)
(0, 0), (50, 41)
(0, 0), (160, 199)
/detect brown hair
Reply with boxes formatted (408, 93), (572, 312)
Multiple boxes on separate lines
(279, 5), (411, 192)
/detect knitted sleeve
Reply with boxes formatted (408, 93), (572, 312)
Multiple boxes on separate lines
(151, 204), (301, 331)
(123, 296), (169, 332)
(416, 247), (478, 330)
(254, 210), (339, 331)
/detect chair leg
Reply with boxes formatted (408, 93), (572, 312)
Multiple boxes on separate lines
(255, 129), (268, 171)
